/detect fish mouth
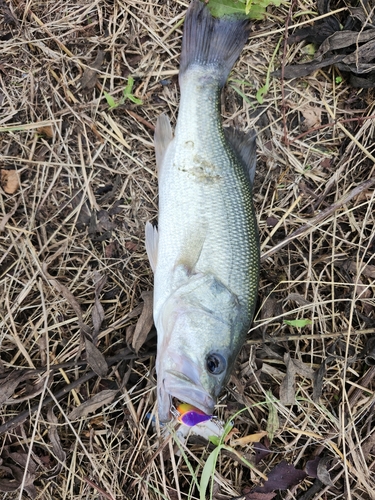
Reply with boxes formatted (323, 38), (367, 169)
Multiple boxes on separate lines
(163, 369), (216, 416)
(156, 351), (217, 421)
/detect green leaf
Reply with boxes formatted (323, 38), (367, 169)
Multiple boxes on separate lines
(256, 85), (268, 104)
(209, 435), (220, 446)
(230, 83), (253, 105)
(103, 91), (117, 109)
(171, 428), (200, 490)
(229, 78), (253, 87)
(256, 35), (282, 103)
(199, 446), (221, 500)
(123, 76), (134, 95)
(206, 0), (281, 19)
(206, 0), (248, 17)
(127, 94), (143, 105)
(123, 76), (143, 105)
(283, 319), (312, 328)
(303, 43), (316, 56)
(222, 419), (234, 440)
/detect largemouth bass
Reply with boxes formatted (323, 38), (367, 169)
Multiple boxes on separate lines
(146, 0), (260, 422)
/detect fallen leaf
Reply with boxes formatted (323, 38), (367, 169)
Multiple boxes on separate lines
(341, 260), (374, 315)
(125, 323), (136, 346)
(0, 199), (19, 232)
(314, 354), (330, 397)
(364, 337), (375, 366)
(0, 0), (19, 25)
(85, 337), (108, 378)
(94, 210), (113, 232)
(0, 471), (19, 493)
(105, 241), (118, 258)
(316, 456), (335, 487)
(36, 125), (54, 138)
(300, 105), (322, 128)
(280, 353), (315, 405)
(45, 406), (66, 479)
(92, 271), (107, 341)
(1, 169), (20, 194)
(266, 217), (278, 227)
(362, 429), (375, 458)
(68, 389), (117, 420)
(288, 14), (340, 46)
(284, 293), (312, 306)
(6, 452), (37, 474)
(243, 492), (276, 500)
(7, 374), (48, 404)
(231, 431), (268, 446)
(125, 241), (139, 252)
(131, 291), (154, 353)
(280, 353), (296, 405)
(254, 442), (271, 465)
(254, 460), (307, 493)
(223, 427), (240, 444)
(0, 449), (38, 498)
(70, 191), (92, 229)
(42, 256), (108, 376)
(277, 4), (375, 87)
(108, 199), (123, 215)
(42, 261), (87, 333)
(0, 370), (48, 405)
(343, 259), (375, 279)
(305, 456), (321, 477)
(79, 50), (104, 90)
(88, 210), (113, 241)
(265, 391), (279, 443)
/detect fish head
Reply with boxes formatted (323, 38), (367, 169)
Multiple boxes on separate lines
(156, 303), (244, 422)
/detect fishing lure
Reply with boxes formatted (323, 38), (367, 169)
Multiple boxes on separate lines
(176, 403), (212, 427)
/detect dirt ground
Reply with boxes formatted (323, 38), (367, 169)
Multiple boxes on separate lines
(1, 0), (375, 499)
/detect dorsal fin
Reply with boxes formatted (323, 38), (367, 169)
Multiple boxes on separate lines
(224, 127), (257, 185)
(155, 114), (173, 172)
(145, 221), (158, 272)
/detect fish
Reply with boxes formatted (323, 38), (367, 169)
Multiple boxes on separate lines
(145, 0), (260, 422)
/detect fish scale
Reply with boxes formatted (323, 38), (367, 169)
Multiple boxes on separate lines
(157, 77), (257, 304)
(145, 0), (260, 422)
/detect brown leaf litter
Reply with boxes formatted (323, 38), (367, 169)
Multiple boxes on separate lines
(0, 169), (20, 194)
(276, 0), (375, 87)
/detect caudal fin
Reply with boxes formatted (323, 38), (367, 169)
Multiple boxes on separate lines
(180, 0), (250, 87)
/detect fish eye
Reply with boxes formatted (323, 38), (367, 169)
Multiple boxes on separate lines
(206, 353), (226, 375)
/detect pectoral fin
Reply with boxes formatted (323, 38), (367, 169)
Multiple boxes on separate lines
(173, 224), (207, 280)
(145, 221), (158, 272)
(224, 127), (257, 185)
(155, 113), (173, 172)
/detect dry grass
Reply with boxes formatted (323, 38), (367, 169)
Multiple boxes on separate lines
(1, 0), (375, 499)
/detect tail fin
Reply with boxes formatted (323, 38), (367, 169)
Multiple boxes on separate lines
(180, 0), (250, 87)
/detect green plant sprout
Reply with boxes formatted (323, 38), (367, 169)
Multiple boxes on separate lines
(104, 76), (142, 110)
(284, 318), (312, 328)
(206, 0), (282, 20)
(170, 397), (279, 499)
(199, 409), (268, 500)
(256, 35), (282, 104)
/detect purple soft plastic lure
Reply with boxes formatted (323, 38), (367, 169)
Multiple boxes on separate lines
(177, 403), (212, 427)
